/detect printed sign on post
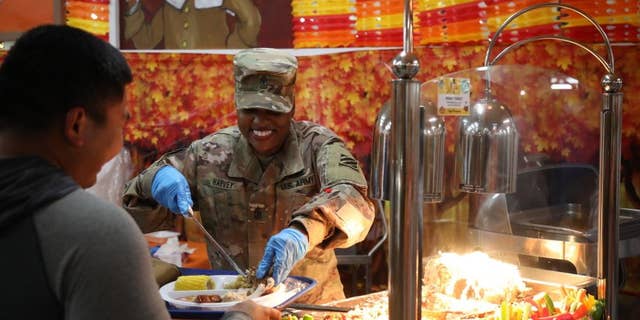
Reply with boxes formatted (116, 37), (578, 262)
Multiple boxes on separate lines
(437, 77), (471, 116)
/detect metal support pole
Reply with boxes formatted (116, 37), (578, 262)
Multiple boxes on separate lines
(389, 80), (423, 320)
(387, 0), (423, 319)
(598, 75), (624, 320)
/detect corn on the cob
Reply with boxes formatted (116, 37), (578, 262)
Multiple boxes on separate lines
(174, 275), (214, 291)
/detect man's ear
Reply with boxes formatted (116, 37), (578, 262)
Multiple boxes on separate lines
(64, 107), (88, 147)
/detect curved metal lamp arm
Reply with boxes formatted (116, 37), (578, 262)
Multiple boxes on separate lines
(484, 2), (615, 73)
(490, 35), (612, 74)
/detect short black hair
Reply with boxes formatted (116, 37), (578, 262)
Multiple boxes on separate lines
(0, 25), (132, 132)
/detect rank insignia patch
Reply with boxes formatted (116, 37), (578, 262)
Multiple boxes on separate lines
(339, 154), (359, 171)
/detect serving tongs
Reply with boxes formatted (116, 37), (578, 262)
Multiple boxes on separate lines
(187, 207), (246, 277)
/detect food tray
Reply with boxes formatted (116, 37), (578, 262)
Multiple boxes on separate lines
(302, 268), (597, 319)
(167, 268), (316, 319)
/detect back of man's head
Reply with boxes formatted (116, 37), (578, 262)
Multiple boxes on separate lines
(0, 25), (132, 133)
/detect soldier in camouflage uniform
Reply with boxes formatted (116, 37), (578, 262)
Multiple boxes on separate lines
(123, 48), (375, 304)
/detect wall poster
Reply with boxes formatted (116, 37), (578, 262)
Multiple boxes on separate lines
(119, 0), (292, 49)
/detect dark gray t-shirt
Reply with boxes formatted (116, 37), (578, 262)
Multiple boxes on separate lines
(34, 189), (171, 320)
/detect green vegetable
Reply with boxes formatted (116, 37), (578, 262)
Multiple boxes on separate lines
(302, 315), (314, 320)
(543, 293), (556, 314)
(589, 299), (605, 320)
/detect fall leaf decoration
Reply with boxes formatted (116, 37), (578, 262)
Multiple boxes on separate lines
(292, 0), (639, 47)
(1, 42), (638, 175)
(2, 27), (640, 202)
(107, 42), (640, 177)
(65, 0), (111, 41)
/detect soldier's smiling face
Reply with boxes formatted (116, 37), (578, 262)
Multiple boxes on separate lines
(237, 108), (293, 157)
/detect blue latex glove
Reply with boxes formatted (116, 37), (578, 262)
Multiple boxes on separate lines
(149, 246), (160, 256)
(151, 166), (193, 215)
(256, 228), (309, 285)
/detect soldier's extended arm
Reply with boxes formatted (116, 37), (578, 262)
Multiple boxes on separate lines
(122, 146), (197, 232)
(290, 140), (375, 250)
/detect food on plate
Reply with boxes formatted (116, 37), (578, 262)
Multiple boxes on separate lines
(224, 274), (253, 289)
(225, 267), (276, 295)
(197, 294), (222, 303)
(258, 277), (277, 295)
(167, 269), (285, 307)
(178, 294), (223, 303)
(178, 290), (252, 303)
(222, 290), (250, 302)
(171, 271), (276, 305)
(174, 275), (214, 291)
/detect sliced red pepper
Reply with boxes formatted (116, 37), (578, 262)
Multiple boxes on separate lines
(537, 312), (574, 320)
(571, 304), (588, 319)
(539, 307), (549, 317)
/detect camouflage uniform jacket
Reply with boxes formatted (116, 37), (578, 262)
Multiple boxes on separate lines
(123, 120), (375, 303)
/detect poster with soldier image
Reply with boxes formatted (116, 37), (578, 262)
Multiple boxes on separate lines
(120, 0), (292, 49)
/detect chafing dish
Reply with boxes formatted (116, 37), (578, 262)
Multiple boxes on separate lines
(468, 165), (640, 278)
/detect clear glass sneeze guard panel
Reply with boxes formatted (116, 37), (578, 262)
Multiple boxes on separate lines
(418, 65), (606, 311)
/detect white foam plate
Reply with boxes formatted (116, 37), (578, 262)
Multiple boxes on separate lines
(159, 275), (303, 311)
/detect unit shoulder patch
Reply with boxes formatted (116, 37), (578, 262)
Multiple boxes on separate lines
(338, 153), (359, 171)
(321, 143), (367, 187)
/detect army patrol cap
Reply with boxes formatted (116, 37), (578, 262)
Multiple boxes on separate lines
(234, 48), (297, 113)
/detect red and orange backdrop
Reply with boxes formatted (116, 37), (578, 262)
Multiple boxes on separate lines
(121, 43), (640, 204)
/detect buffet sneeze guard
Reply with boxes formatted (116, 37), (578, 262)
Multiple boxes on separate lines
(480, 4), (623, 319)
(371, 2), (624, 319)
